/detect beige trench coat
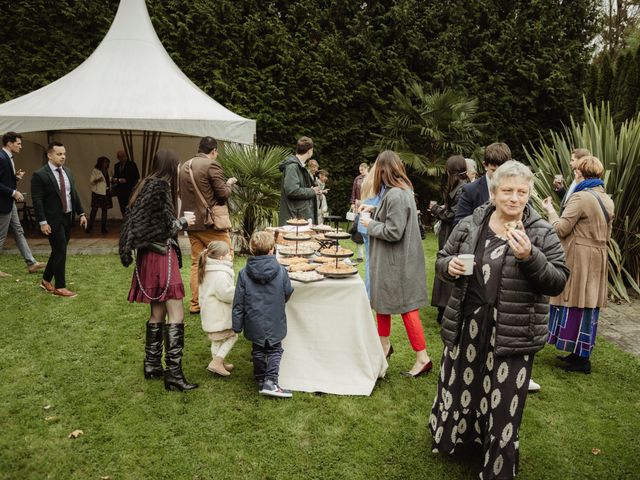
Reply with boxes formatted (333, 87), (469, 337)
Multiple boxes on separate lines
(548, 186), (614, 308)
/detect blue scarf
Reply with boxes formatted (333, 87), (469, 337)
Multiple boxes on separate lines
(573, 178), (604, 193)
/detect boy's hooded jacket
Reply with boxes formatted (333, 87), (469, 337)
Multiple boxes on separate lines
(232, 255), (294, 346)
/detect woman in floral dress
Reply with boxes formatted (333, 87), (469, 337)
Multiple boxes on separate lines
(430, 161), (569, 479)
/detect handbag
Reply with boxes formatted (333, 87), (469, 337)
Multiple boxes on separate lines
(346, 205), (356, 221)
(146, 241), (168, 255)
(187, 160), (232, 231)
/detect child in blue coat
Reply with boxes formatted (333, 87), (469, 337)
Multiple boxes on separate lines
(232, 231), (294, 397)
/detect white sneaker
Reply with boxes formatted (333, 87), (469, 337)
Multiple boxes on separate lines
(259, 380), (293, 398)
(528, 378), (541, 392)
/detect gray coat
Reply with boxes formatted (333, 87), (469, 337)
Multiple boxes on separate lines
(437, 203), (569, 356)
(367, 187), (428, 314)
(278, 155), (317, 225)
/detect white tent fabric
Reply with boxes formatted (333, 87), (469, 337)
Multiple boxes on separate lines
(0, 0), (256, 144)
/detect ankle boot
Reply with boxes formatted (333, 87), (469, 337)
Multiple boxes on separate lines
(163, 323), (198, 391)
(144, 322), (164, 379)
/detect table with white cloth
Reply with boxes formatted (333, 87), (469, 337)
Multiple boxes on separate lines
(279, 274), (388, 396)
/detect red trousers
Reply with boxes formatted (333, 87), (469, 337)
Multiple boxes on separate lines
(376, 309), (426, 352)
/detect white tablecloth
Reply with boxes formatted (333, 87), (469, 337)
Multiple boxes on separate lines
(279, 274), (388, 395)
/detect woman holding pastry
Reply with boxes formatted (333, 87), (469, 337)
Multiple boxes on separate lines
(430, 160), (568, 479)
(359, 150), (431, 377)
(542, 155), (613, 374)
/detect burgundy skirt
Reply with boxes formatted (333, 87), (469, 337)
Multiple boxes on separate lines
(128, 246), (185, 303)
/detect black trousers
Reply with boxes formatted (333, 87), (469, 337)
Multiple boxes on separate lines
(252, 341), (284, 386)
(117, 192), (131, 218)
(43, 214), (71, 288)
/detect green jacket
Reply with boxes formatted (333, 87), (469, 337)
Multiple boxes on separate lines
(278, 155), (317, 225)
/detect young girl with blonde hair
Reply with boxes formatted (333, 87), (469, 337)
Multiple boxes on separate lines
(198, 241), (237, 376)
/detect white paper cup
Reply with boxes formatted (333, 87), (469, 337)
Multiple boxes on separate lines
(183, 211), (195, 222)
(361, 212), (371, 221)
(458, 254), (475, 276)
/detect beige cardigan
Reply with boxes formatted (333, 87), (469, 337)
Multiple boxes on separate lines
(548, 186), (614, 308)
(89, 168), (108, 195)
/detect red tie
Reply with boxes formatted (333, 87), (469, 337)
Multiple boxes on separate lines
(57, 168), (69, 213)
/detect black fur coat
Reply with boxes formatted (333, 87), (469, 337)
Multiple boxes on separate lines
(119, 177), (185, 267)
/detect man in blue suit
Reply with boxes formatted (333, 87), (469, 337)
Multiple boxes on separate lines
(31, 141), (87, 297)
(0, 132), (45, 277)
(453, 142), (512, 226)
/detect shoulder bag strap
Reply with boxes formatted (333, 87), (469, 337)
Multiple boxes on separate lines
(586, 189), (610, 224)
(187, 159), (214, 209)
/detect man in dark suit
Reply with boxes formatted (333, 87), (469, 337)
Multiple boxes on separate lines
(0, 131), (45, 277)
(31, 141), (87, 297)
(112, 150), (140, 218)
(453, 142), (512, 226)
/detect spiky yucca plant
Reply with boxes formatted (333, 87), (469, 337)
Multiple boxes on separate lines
(219, 144), (290, 253)
(525, 100), (640, 302)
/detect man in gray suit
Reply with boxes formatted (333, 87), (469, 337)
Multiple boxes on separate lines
(0, 131), (44, 277)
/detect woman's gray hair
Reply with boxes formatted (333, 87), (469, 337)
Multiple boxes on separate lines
(490, 160), (534, 194)
(465, 158), (477, 172)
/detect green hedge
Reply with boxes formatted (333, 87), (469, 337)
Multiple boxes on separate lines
(0, 0), (599, 212)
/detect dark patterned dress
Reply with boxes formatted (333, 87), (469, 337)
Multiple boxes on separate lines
(429, 228), (534, 480)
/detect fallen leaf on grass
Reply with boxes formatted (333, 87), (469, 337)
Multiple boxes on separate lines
(44, 416), (59, 423)
(100, 476), (111, 479)
(591, 448), (601, 455)
(68, 429), (83, 439)
(43, 405), (52, 410)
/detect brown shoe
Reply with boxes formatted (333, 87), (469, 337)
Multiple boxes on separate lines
(0, 271), (11, 278)
(27, 262), (46, 273)
(53, 288), (77, 298)
(40, 279), (55, 292)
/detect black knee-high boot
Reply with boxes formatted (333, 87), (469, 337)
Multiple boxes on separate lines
(144, 322), (164, 379)
(163, 323), (198, 391)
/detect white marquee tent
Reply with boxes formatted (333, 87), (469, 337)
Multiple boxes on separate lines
(0, 0), (256, 217)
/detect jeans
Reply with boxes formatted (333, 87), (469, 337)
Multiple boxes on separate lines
(0, 203), (36, 265)
(252, 341), (284, 386)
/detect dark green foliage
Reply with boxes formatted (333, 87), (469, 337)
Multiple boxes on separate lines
(0, 0), (599, 214)
(618, 52), (640, 121)
(590, 47), (640, 126)
(586, 63), (599, 105)
(596, 53), (614, 102)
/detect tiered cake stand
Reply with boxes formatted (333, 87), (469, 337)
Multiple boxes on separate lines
(281, 219), (315, 257)
(316, 230), (359, 278)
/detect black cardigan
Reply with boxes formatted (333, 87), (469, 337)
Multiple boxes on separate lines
(119, 177), (185, 267)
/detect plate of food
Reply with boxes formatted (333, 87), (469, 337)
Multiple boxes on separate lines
(283, 233), (312, 242)
(313, 256), (339, 264)
(279, 246), (316, 257)
(325, 231), (351, 240)
(316, 263), (359, 278)
(288, 262), (319, 272)
(311, 224), (333, 232)
(320, 247), (354, 258)
(286, 218), (310, 226)
(278, 256), (310, 266)
(288, 270), (326, 283)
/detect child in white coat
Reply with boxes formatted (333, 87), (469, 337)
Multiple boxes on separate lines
(198, 241), (237, 376)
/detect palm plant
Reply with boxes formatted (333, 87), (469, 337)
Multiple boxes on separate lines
(365, 82), (483, 175)
(219, 144), (290, 253)
(524, 100), (640, 302)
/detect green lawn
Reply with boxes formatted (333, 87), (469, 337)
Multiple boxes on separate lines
(1, 235), (639, 479)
